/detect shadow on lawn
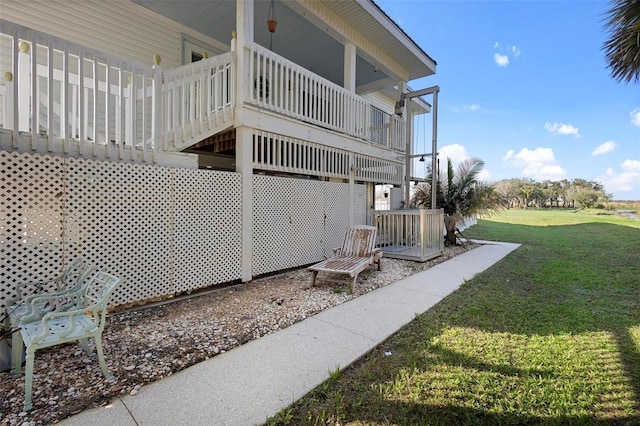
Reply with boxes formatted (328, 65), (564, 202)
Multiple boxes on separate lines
(276, 222), (640, 426)
(347, 399), (632, 426)
(426, 221), (640, 425)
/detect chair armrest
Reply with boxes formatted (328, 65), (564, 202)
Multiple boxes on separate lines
(18, 289), (82, 324)
(15, 275), (63, 301)
(372, 248), (382, 261)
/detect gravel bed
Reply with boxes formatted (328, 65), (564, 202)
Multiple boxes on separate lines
(0, 243), (477, 425)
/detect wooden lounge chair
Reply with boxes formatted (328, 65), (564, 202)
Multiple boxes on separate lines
(11, 270), (123, 411)
(308, 225), (382, 293)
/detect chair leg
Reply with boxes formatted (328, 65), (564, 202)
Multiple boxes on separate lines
(350, 274), (358, 294)
(11, 329), (23, 377)
(79, 338), (93, 356)
(94, 335), (114, 381)
(311, 271), (318, 287)
(23, 347), (35, 411)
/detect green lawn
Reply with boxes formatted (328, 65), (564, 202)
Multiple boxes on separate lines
(266, 209), (640, 425)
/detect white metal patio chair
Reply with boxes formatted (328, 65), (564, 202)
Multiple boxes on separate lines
(308, 225), (382, 293)
(11, 270), (123, 411)
(3, 258), (96, 331)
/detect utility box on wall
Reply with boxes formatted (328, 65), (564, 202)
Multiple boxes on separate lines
(390, 187), (404, 209)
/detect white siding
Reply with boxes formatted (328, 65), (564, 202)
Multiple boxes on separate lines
(0, 0), (229, 69)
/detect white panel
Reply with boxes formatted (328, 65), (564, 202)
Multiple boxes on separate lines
(354, 184), (368, 225)
(0, 151), (65, 311)
(1, 151), (243, 312)
(64, 157), (173, 307)
(252, 175), (292, 275)
(288, 179), (325, 266)
(1, 151), (370, 312)
(324, 182), (351, 258)
(173, 168), (242, 292)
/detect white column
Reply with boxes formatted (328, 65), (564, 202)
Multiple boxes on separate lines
(235, 0), (254, 108)
(343, 43), (356, 93)
(236, 126), (253, 282)
(235, 0), (255, 282)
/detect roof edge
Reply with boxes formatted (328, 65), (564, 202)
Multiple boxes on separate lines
(363, 0), (437, 69)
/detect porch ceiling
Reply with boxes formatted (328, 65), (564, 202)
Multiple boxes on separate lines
(131, 0), (435, 92)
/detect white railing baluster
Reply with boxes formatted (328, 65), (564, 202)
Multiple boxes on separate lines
(78, 51), (85, 153)
(62, 44), (69, 153)
(30, 36), (38, 142)
(46, 40), (54, 150)
(105, 60), (110, 152)
(151, 63), (161, 152)
(18, 39), (30, 134)
(92, 57), (98, 154)
(10, 30), (19, 145)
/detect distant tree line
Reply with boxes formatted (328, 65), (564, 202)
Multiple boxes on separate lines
(493, 178), (610, 209)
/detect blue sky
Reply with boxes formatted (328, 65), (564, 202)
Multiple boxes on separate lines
(377, 0), (640, 200)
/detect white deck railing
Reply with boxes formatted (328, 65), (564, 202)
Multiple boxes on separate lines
(1, 21), (407, 164)
(0, 20), (160, 162)
(246, 42), (405, 151)
(373, 209), (444, 262)
(161, 52), (234, 152)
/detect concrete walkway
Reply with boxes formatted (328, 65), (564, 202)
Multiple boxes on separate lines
(61, 240), (520, 426)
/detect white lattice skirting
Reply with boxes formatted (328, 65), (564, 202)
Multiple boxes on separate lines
(0, 151), (365, 312)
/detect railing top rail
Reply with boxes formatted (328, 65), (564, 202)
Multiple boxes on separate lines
(0, 19), (153, 71)
(163, 51), (233, 79)
(248, 41), (367, 104)
(374, 209), (443, 214)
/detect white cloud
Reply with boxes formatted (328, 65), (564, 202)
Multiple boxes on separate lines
(622, 159), (640, 172)
(463, 104), (481, 112)
(439, 144), (469, 164)
(598, 159), (640, 194)
(630, 108), (640, 126)
(545, 122), (580, 137)
(436, 144), (491, 182)
(493, 42), (521, 66)
(478, 169), (491, 182)
(503, 147), (567, 180)
(592, 141), (617, 156)
(502, 150), (514, 161)
(494, 53), (509, 67)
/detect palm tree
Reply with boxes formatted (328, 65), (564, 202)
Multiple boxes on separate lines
(602, 0), (640, 84)
(411, 157), (506, 246)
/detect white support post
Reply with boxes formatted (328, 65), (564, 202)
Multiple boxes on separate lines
(235, 0), (254, 112)
(236, 126), (253, 282)
(430, 90), (438, 209)
(343, 43), (356, 93)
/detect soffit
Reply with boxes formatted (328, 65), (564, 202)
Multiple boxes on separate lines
(132, 0), (435, 83)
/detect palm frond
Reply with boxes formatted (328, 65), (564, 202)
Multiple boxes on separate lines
(602, 0), (640, 84)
